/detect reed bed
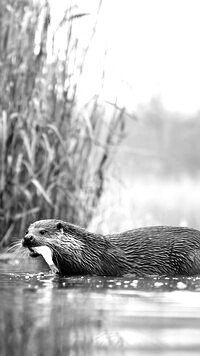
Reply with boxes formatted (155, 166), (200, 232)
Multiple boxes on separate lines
(0, 0), (125, 247)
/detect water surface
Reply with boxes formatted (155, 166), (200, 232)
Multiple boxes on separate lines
(1, 257), (200, 356)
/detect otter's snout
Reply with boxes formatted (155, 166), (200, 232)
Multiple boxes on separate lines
(22, 234), (34, 247)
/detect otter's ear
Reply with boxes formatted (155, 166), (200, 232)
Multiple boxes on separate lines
(57, 222), (64, 233)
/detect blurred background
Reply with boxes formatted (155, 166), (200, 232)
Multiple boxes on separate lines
(1, 0), (200, 246)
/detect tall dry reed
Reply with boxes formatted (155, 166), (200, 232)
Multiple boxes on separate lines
(0, 0), (125, 247)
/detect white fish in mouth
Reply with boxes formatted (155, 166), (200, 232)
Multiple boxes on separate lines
(34, 246), (59, 273)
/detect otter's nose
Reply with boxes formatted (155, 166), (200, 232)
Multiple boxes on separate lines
(22, 234), (34, 246)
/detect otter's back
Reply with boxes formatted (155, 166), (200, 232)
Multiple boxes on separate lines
(108, 226), (200, 276)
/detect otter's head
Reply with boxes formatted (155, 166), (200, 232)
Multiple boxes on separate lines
(22, 219), (65, 257)
(22, 219), (89, 275)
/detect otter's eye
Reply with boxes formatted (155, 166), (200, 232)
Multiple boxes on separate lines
(39, 230), (46, 235)
(57, 222), (63, 230)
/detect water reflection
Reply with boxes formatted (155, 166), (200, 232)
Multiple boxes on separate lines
(1, 260), (200, 355)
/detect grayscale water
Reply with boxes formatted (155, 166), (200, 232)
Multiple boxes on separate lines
(1, 257), (200, 356)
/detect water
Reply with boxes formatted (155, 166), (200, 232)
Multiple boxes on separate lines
(1, 258), (200, 356)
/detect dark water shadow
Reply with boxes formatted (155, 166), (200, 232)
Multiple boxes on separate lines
(1, 258), (200, 356)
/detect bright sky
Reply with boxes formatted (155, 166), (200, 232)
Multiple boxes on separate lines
(50, 0), (200, 115)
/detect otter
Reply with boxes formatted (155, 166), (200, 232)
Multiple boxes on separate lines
(21, 219), (200, 277)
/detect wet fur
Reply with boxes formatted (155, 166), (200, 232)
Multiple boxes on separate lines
(22, 220), (200, 277)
